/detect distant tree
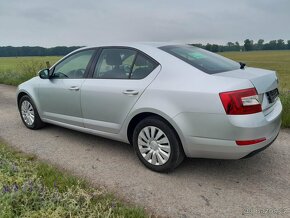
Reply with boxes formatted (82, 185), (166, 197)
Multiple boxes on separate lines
(2, 39), (290, 58)
(263, 42), (271, 50)
(235, 42), (241, 51)
(0, 46), (82, 57)
(256, 39), (264, 50)
(244, 39), (253, 51)
(277, 39), (285, 50)
(227, 42), (235, 47)
(257, 39), (264, 45)
(270, 40), (278, 48)
(225, 42), (237, 51)
(191, 43), (203, 48)
(211, 44), (219, 52)
(205, 43), (212, 51)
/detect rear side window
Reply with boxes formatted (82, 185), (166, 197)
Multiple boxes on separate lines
(93, 47), (158, 79)
(93, 48), (137, 79)
(131, 54), (157, 79)
(159, 45), (240, 74)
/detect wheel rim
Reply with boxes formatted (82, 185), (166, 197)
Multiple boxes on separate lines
(21, 100), (35, 126)
(138, 126), (171, 166)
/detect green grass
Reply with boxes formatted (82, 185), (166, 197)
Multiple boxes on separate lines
(0, 56), (60, 72)
(0, 56), (61, 86)
(280, 92), (290, 128)
(0, 142), (147, 217)
(220, 50), (290, 91)
(220, 50), (290, 128)
(0, 51), (289, 127)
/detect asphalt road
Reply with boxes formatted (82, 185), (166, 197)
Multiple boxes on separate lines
(0, 84), (289, 217)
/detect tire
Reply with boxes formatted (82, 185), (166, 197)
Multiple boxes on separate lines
(133, 116), (184, 172)
(18, 95), (45, 130)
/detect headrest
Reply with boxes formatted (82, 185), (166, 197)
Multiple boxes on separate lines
(106, 52), (122, 65)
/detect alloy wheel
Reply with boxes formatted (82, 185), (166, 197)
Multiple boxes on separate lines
(138, 126), (171, 165)
(21, 100), (35, 126)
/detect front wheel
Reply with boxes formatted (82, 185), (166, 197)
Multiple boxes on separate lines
(133, 116), (184, 172)
(19, 95), (45, 130)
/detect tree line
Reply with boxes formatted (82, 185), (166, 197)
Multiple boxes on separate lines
(192, 39), (290, 52)
(1, 39), (290, 57)
(0, 46), (82, 57)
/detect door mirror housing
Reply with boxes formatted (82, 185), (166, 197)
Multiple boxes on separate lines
(38, 69), (52, 79)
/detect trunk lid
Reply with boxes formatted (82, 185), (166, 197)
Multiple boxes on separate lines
(215, 67), (279, 113)
(215, 67), (278, 94)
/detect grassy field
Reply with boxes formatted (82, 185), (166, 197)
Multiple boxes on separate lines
(0, 56), (61, 86)
(0, 142), (147, 217)
(220, 50), (290, 91)
(0, 51), (289, 128)
(0, 56), (61, 73)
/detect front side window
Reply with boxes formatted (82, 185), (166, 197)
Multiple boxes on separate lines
(53, 50), (94, 79)
(159, 45), (240, 74)
(93, 48), (137, 79)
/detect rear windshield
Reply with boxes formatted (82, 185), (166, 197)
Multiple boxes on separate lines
(159, 45), (240, 74)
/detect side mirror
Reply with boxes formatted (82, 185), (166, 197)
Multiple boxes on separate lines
(38, 69), (51, 79)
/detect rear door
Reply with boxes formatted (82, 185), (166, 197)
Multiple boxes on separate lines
(81, 47), (161, 133)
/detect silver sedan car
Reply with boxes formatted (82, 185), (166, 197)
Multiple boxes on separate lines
(17, 43), (282, 172)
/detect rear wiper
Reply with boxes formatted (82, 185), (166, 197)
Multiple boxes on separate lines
(239, 62), (246, 69)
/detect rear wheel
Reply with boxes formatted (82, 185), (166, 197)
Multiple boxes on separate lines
(133, 116), (184, 172)
(19, 95), (45, 130)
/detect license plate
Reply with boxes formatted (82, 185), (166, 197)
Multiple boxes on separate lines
(266, 88), (279, 104)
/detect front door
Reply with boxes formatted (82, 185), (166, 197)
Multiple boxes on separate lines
(38, 49), (95, 126)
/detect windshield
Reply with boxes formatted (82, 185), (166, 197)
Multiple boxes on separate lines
(159, 45), (240, 74)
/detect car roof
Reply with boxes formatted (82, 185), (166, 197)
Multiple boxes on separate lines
(76, 42), (184, 51)
(53, 42), (184, 68)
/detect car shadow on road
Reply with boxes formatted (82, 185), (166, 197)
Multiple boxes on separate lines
(172, 150), (279, 185)
(43, 124), (279, 183)
(43, 123), (135, 152)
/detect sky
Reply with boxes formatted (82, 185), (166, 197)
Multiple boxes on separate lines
(0, 0), (290, 47)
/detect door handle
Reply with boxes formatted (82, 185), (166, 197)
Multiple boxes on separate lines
(69, 86), (80, 91)
(122, 90), (139, 95)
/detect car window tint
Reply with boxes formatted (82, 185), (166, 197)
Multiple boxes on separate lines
(159, 45), (240, 74)
(53, 50), (94, 79)
(93, 48), (137, 79)
(131, 54), (157, 79)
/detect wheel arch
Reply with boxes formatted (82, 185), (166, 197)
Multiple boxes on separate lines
(17, 91), (30, 107)
(126, 112), (185, 155)
(17, 90), (40, 115)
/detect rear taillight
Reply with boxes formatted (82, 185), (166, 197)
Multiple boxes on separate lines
(219, 88), (262, 115)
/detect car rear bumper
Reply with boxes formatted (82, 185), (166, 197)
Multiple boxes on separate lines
(241, 132), (279, 159)
(173, 99), (282, 159)
(181, 124), (280, 159)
